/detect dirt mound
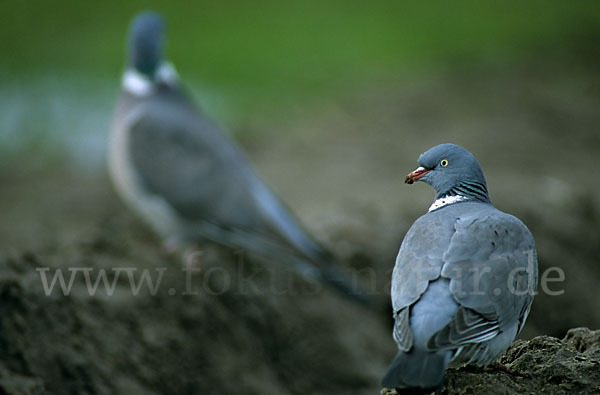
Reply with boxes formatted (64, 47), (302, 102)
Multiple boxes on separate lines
(0, 225), (392, 395)
(382, 327), (600, 394)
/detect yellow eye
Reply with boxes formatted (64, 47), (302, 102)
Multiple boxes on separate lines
(440, 159), (449, 167)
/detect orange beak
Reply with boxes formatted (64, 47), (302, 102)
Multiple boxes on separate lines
(405, 166), (430, 184)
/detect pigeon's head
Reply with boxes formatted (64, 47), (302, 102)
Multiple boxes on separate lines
(127, 11), (164, 78)
(405, 143), (490, 201)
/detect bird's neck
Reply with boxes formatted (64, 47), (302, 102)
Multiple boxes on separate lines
(429, 181), (491, 212)
(122, 61), (178, 97)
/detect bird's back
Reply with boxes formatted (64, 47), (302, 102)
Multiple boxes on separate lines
(110, 83), (331, 263)
(392, 201), (536, 319)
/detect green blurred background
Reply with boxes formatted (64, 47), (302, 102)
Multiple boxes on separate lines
(1, 0), (599, 164)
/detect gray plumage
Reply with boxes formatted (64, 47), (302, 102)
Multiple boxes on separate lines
(382, 143), (537, 390)
(108, 11), (364, 302)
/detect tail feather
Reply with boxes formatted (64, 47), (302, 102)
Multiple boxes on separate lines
(249, 178), (331, 263)
(382, 350), (450, 390)
(187, 221), (370, 305)
(245, 178), (374, 304)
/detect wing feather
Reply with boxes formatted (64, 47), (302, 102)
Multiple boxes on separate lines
(392, 308), (413, 351)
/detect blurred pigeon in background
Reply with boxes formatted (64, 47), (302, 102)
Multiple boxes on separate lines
(108, 11), (366, 302)
(382, 143), (538, 390)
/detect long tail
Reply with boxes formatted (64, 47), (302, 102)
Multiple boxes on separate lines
(188, 222), (371, 305)
(382, 349), (450, 390)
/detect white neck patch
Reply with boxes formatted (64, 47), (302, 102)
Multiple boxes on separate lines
(428, 195), (469, 212)
(122, 61), (179, 97)
(122, 69), (153, 96)
(156, 61), (178, 85)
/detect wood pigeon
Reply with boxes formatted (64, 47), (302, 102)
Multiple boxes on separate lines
(108, 11), (366, 303)
(382, 143), (538, 390)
